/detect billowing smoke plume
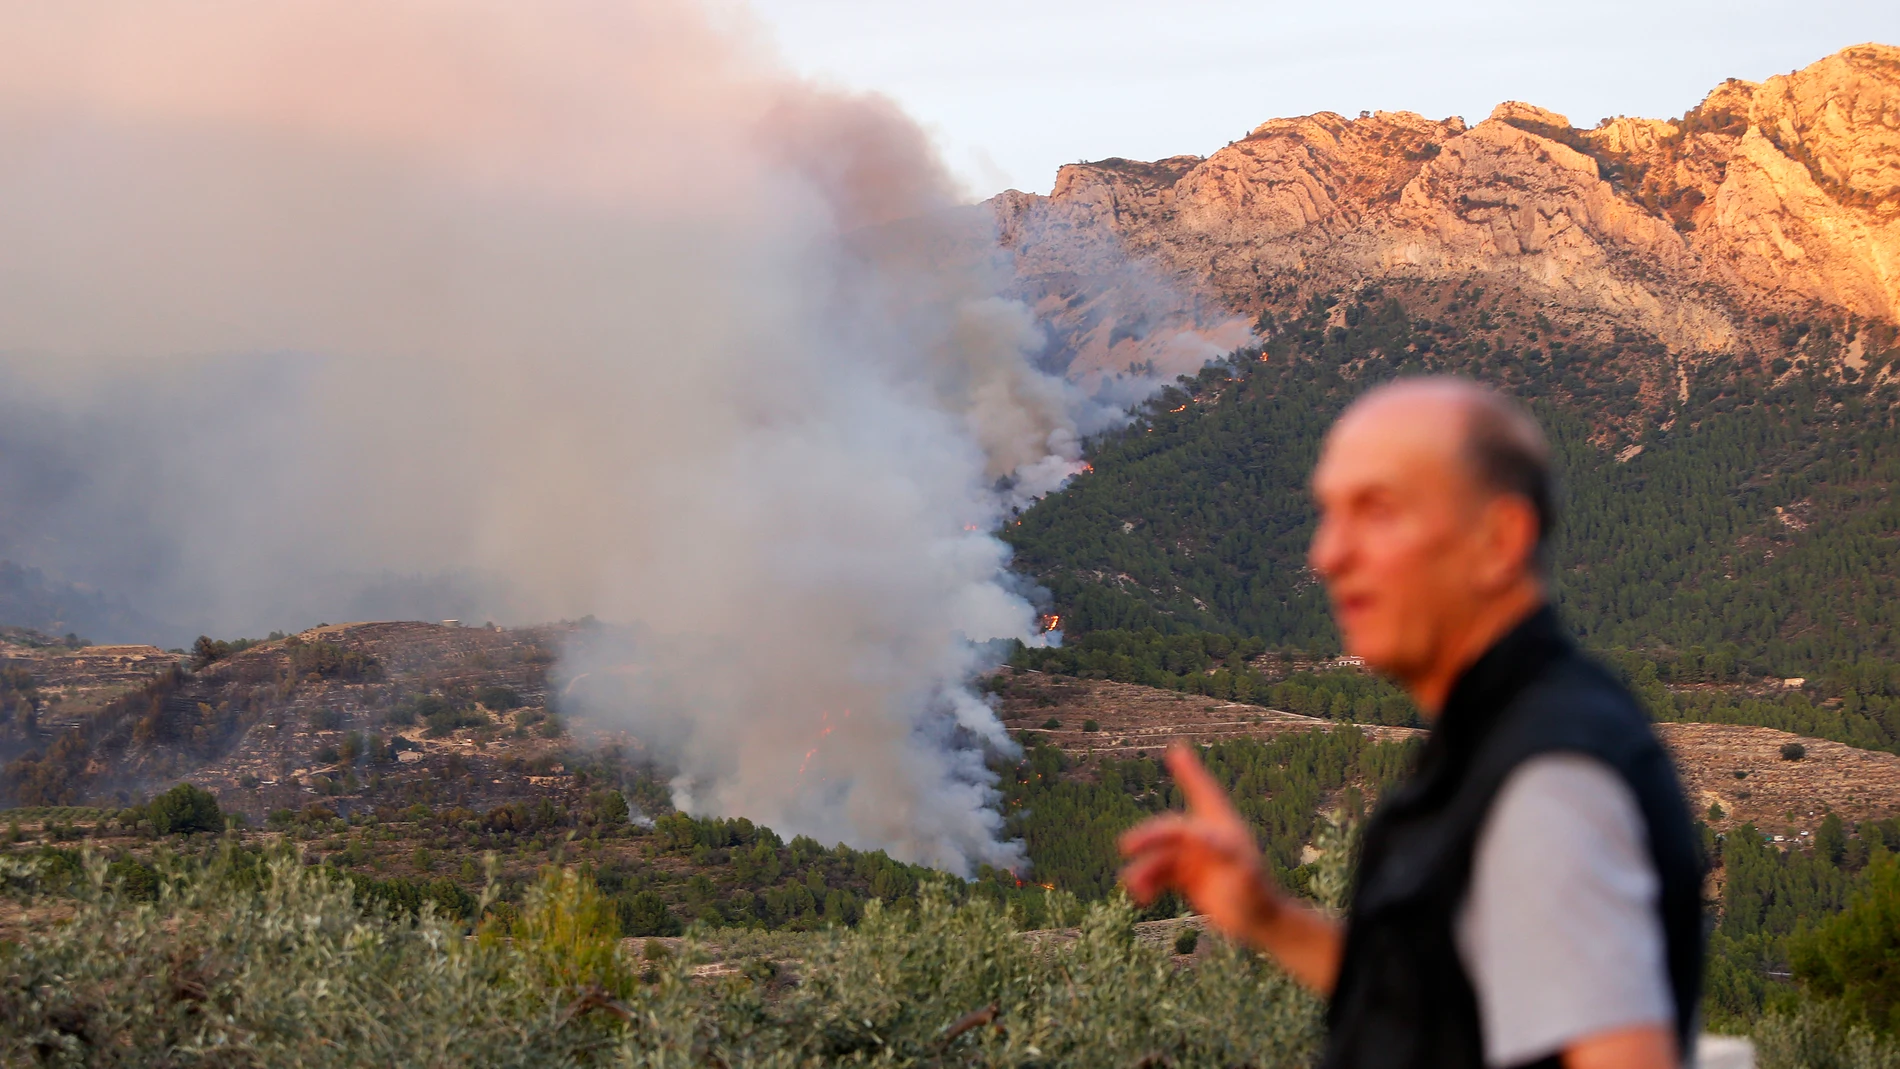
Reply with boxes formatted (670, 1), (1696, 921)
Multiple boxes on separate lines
(0, 1), (1152, 872)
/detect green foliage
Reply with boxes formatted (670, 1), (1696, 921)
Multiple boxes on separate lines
(477, 685), (523, 711)
(340, 869), (478, 921)
(1598, 654), (1900, 753)
(1752, 999), (1900, 1069)
(617, 890), (680, 937)
(1009, 630), (1418, 726)
(1001, 734), (1411, 899)
(1006, 291), (1900, 706)
(104, 857), (159, 901)
(499, 865), (632, 997)
(783, 888), (1321, 1067)
(1174, 927), (1200, 955)
(1257, 670), (1417, 727)
(0, 851), (1324, 1067)
(1306, 808), (1361, 912)
(588, 789), (630, 826)
(393, 692), (488, 737)
(0, 851), (616, 1066)
(1705, 823), (1858, 1027)
(134, 782), (225, 836)
(1793, 853), (1900, 1034)
(189, 634), (259, 669)
(1017, 629), (1267, 686)
(284, 636), (383, 682)
(426, 706), (488, 737)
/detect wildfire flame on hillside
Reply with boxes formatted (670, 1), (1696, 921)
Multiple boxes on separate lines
(798, 708), (846, 777)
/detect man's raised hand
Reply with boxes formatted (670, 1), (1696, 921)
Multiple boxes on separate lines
(1119, 743), (1343, 993)
(1118, 744), (1279, 938)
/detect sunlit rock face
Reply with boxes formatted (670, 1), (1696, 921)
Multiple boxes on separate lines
(992, 43), (1900, 361)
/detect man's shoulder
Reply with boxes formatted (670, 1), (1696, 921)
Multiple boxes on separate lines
(1499, 650), (1659, 762)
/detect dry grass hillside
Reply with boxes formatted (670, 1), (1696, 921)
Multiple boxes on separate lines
(996, 668), (1422, 752)
(997, 668), (1900, 838)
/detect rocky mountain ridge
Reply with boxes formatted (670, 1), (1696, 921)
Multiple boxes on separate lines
(993, 44), (1900, 385)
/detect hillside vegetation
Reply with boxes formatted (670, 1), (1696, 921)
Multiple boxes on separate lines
(0, 846), (1325, 1068)
(1005, 287), (1900, 749)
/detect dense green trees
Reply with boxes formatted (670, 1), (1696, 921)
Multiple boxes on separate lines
(1005, 290), (1900, 746)
(1791, 852), (1900, 1034)
(1705, 824), (1856, 1025)
(1703, 817), (1900, 1032)
(999, 733), (1414, 901)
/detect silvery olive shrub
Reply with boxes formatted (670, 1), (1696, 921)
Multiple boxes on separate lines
(0, 845), (1324, 1067)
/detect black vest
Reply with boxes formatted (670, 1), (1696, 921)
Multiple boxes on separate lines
(1322, 607), (1705, 1069)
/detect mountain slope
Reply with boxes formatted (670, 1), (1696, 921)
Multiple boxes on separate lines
(992, 44), (1900, 386)
(1007, 293), (1899, 670)
(1000, 283), (1900, 754)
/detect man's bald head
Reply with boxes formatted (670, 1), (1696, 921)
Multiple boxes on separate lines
(1338, 378), (1554, 557)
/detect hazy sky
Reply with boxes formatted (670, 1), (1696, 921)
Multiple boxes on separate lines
(746, 0), (1900, 198)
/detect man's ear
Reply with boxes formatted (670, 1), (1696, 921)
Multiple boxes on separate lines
(1475, 494), (1540, 590)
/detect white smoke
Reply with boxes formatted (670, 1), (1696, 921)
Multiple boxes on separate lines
(0, 0), (1145, 873)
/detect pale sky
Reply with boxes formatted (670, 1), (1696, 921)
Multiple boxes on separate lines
(746, 0), (1900, 198)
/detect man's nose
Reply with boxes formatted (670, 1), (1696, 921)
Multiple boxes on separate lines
(1309, 518), (1345, 579)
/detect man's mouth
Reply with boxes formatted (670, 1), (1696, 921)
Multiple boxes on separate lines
(1336, 592), (1374, 618)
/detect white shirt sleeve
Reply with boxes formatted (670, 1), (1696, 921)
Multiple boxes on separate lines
(1455, 753), (1674, 1068)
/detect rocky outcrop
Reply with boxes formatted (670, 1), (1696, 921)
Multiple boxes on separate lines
(993, 44), (1900, 378)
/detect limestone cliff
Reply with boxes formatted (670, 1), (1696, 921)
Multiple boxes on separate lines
(993, 44), (1900, 385)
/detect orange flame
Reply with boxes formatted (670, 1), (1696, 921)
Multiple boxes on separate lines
(1076, 462), (1094, 474)
(1039, 613), (1061, 633)
(798, 709), (845, 776)
(1169, 404), (1187, 413)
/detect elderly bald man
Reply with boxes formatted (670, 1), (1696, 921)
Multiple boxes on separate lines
(1119, 379), (1703, 1069)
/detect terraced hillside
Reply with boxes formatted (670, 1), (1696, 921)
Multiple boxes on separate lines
(1, 621), (578, 817)
(994, 668), (1900, 842)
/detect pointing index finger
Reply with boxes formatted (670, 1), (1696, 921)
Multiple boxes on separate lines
(1165, 743), (1243, 825)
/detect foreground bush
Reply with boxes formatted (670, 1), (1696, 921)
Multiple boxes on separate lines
(1753, 999), (1900, 1069)
(0, 847), (1321, 1067)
